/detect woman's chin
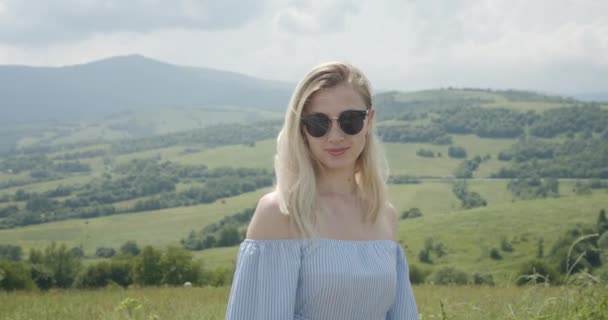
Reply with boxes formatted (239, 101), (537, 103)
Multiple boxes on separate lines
(318, 157), (356, 171)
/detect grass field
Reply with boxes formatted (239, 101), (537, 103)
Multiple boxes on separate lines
(2, 181), (605, 284)
(0, 132), (520, 207)
(190, 190), (608, 284)
(172, 139), (275, 169)
(1, 284), (605, 320)
(0, 189), (268, 255)
(2, 89), (608, 320)
(398, 191), (608, 283)
(0, 171), (31, 184)
(165, 134), (517, 177)
(391, 89), (576, 113)
(0, 174), (93, 197)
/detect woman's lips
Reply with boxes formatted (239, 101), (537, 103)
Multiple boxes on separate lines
(326, 147), (349, 156)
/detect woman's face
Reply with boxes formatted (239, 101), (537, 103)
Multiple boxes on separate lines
(302, 84), (374, 172)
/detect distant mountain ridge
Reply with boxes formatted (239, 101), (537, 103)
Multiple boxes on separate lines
(572, 92), (608, 102)
(0, 55), (293, 124)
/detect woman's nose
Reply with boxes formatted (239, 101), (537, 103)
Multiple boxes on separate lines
(326, 119), (345, 142)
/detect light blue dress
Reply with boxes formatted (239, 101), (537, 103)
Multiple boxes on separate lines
(225, 238), (419, 320)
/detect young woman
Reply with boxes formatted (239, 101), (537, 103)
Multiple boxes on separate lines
(225, 62), (418, 320)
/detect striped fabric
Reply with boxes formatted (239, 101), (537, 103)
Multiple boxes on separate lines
(225, 238), (418, 320)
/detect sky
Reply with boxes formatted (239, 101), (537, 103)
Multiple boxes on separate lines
(0, 0), (606, 95)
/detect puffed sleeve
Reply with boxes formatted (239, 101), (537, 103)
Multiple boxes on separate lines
(225, 239), (302, 320)
(386, 244), (419, 320)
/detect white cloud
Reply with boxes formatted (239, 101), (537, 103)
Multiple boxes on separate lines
(0, 0), (607, 94)
(0, 0), (267, 44)
(274, 0), (360, 34)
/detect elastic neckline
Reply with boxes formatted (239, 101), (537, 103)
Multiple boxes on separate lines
(243, 237), (398, 245)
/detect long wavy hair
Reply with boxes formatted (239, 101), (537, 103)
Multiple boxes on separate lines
(274, 62), (389, 238)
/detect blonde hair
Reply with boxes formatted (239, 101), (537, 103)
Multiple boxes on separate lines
(274, 62), (388, 238)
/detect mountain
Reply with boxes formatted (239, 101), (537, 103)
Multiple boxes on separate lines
(0, 55), (293, 124)
(572, 92), (608, 102)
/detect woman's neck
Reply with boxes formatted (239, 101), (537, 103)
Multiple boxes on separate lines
(316, 167), (358, 196)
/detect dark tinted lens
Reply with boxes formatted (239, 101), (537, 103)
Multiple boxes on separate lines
(302, 113), (330, 137)
(339, 110), (366, 135)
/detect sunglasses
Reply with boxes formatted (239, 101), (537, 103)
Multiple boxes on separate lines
(301, 109), (369, 138)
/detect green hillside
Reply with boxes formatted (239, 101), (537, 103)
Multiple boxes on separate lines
(192, 191), (608, 282)
(0, 189), (268, 254)
(2, 180), (606, 285)
(1, 87), (607, 288)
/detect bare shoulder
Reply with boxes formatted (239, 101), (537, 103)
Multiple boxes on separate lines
(246, 191), (297, 240)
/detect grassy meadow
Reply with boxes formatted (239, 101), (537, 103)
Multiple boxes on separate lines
(1, 284), (606, 320)
(1, 119), (607, 283)
(3, 180), (599, 269)
(0, 189), (268, 254)
(2, 88), (608, 319)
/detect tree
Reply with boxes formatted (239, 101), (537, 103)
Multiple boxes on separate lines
(74, 261), (112, 288)
(160, 246), (201, 285)
(133, 246), (163, 286)
(109, 259), (133, 288)
(47, 243), (82, 288)
(218, 226), (241, 247)
(29, 263), (53, 290)
(549, 226), (601, 274)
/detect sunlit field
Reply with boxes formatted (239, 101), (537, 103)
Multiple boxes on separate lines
(1, 285), (606, 320)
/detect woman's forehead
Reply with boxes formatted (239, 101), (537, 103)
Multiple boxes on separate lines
(306, 85), (366, 113)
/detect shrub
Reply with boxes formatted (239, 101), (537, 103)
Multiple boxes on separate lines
(160, 246), (201, 285)
(430, 267), (469, 285)
(0, 244), (22, 261)
(70, 246), (85, 258)
(549, 227), (601, 274)
(418, 249), (432, 264)
(133, 246), (163, 286)
(30, 263), (53, 290)
(599, 230), (608, 251)
(401, 208), (422, 220)
(448, 146), (467, 158)
(95, 247), (116, 258)
(501, 237), (514, 252)
(472, 273), (495, 286)
(120, 241), (141, 256)
(108, 258), (134, 287)
(416, 149), (434, 158)
(408, 264), (430, 285)
(29, 243), (82, 289)
(74, 261), (112, 288)
(489, 248), (502, 260)
(202, 267), (233, 287)
(515, 259), (560, 286)
(0, 260), (34, 290)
